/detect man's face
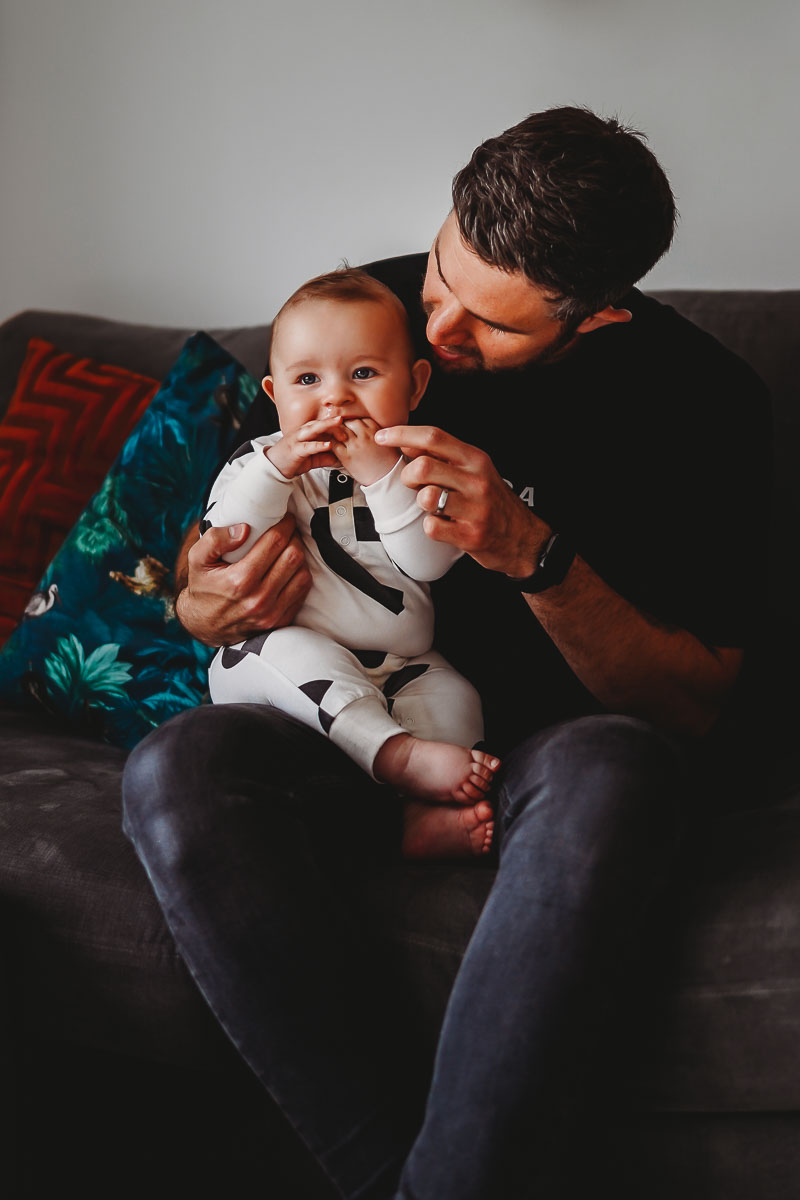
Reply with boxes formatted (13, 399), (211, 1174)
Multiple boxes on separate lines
(264, 298), (428, 434)
(421, 212), (574, 371)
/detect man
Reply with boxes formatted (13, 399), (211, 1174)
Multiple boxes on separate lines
(122, 107), (770, 1198)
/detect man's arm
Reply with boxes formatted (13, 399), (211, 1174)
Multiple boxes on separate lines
(174, 516), (312, 647)
(375, 424), (742, 738)
(523, 553), (742, 737)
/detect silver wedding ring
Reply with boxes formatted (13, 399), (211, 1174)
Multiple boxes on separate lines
(436, 488), (450, 515)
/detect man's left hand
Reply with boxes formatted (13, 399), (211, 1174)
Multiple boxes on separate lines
(375, 424), (549, 576)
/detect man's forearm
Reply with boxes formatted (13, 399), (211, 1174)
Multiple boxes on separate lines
(527, 554), (742, 738)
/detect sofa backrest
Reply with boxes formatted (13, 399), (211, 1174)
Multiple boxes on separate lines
(0, 309), (272, 415)
(651, 291), (800, 688)
(2, 289), (797, 683)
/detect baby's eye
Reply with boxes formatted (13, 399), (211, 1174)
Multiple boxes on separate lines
(296, 373), (319, 386)
(353, 367), (376, 380)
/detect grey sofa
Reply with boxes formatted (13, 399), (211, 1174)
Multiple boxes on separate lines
(2, 287), (799, 1198)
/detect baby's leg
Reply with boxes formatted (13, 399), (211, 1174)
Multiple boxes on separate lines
(209, 628), (407, 776)
(210, 636), (498, 857)
(374, 735), (500, 805)
(376, 652), (500, 859)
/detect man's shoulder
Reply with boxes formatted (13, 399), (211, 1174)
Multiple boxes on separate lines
(597, 287), (770, 418)
(628, 288), (766, 387)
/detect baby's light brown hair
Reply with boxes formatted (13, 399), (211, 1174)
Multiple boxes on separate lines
(269, 267), (416, 369)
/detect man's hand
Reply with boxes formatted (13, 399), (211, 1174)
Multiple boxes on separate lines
(176, 515), (311, 646)
(375, 424), (549, 575)
(335, 418), (402, 486)
(266, 415), (345, 479)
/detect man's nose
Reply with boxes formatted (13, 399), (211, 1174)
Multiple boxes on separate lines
(426, 298), (467, 346)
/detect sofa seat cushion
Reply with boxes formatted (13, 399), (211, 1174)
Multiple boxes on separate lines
(629, 761), (800, 1112)
(333, 763), (800, 1115)
(0, 706), (238, 1068)
(3, 702), (800, 1113)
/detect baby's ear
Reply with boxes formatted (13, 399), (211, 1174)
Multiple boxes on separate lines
(409, 358), (432, 410)
(262, 376), (276, 403)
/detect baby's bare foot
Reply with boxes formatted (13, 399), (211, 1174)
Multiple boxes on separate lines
(402, 799), (495, 859)
(374, 734), (500, 805)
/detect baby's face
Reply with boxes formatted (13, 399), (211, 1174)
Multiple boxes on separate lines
(264, 298), (429, 435)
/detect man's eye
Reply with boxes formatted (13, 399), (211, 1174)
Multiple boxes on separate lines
(297, 373), (319, 385)
(353, 367), (376, 380)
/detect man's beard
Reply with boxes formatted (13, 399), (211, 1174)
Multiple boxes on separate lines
(434, 321), (580, 375)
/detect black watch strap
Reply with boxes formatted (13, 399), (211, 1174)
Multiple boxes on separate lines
(509, 532), (576, 594)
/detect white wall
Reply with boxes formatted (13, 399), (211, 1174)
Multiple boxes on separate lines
(1, 0), (798, 327)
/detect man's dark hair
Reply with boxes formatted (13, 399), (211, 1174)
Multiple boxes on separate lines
(452, 106), (677, 329)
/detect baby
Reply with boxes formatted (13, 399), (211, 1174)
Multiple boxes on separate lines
(204, 268), (499, 858)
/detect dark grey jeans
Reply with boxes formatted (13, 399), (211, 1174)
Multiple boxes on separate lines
(122, 704), (688, 1200)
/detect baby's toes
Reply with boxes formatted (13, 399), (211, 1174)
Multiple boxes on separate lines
(473, 800), (493, 822)
(454, 778), (485, 804)
(467, 768), (493, 794)
(469, 753), (501, 787)
(472, 750), (501, 774)
(469, 764), (497, 789)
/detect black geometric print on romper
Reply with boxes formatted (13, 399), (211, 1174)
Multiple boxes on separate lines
(383, 662), (430, 718)
(328, 471), (353, 503)
(350, 649), (387, 669)
(310, 512), (404, 614)
(353, 507), (380, 541)
(299, 679), (335, 733)
(227, 439), (255, 465)
(383, 663), (430, 696)
(199, 499), (216, 535)
(220, 630), (275, 669)
(309, 471), (405, 613)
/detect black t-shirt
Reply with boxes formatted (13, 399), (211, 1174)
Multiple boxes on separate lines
(233, 253), (771, 753)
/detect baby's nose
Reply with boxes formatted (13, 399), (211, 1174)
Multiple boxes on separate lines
(324, 383), (355, 408)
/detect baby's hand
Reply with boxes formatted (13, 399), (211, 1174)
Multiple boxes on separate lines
(266, 415), (345, 479)
(335, 418), (401, 485)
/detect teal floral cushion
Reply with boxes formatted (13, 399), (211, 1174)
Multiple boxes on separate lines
(0, 332), (258, 749)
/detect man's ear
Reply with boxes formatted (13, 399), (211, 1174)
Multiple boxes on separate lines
(262, 376), (276, 402)
(576, 306), (633, 335)
(409, 358), (432, 411)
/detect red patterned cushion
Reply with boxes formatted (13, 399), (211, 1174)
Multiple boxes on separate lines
(0, 339), (159, 643)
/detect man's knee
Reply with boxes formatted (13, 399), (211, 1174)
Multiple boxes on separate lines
(494, 715), (689, 910)
(122, 703), (319, 847)
(498, 714), (688, 840)
(122, 702), (384, 875)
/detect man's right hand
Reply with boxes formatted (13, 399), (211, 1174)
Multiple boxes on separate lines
(175, 514), (311, 646)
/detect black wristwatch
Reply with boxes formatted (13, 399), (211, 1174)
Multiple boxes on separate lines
(508, 532), (576, 594)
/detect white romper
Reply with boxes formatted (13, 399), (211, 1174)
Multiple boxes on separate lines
(204, 435), (484, 776)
